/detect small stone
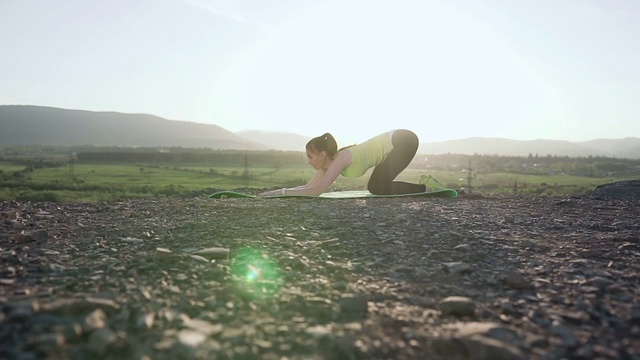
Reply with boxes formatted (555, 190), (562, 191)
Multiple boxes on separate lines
(435, 322), (525, 360)
(14, 232), (32, 244)
(618, 243), (636, 250)
(580, 286), (600, 293)
(191, 247), (230, 260)
(440, 296), (476, 317)
(178, 329), (207, 347)
(586, 276), (612, 290)
(254, 338), (273, 349)
(189, 254), (210, 263)
(136, 312), (155, 330)
(156, 247), (173, 260)
(577, 249), (603, 258)
(332, 281), (348, 291)
(306, 325), (332, 338)
(182, 316), (223, 336)
(120, 237), (144, 243)
(505, 273), (530, 289)
(291, 257), (310, 270)
(460, 335), (525, 360)
(29, 229), (49, 242)
(500, 301), (518, 316)
(450, 322), (520, 342)
(84, 309), (107, 330)
(454, 244), (472, 252)
(443, 262), (472, 275)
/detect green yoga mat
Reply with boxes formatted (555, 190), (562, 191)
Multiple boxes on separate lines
(209, 189), (458, 199)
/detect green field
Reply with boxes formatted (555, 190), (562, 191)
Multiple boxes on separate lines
(1, 158), (636, 203)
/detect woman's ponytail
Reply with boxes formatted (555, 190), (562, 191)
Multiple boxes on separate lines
(307, 132), (339, 158)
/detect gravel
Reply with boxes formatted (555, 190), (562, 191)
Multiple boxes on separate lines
(1, 180), (639, 359)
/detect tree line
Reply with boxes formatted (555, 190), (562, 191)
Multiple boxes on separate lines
(2, 145), (640, 178)
(420, 153), (640, 177)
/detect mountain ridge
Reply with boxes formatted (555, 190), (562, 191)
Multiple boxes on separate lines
(0, 105), (268, 150)
(419, 137), (640, 158)
(2, 105), (639, 158)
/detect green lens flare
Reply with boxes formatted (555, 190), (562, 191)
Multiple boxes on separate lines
(245, 264), (261, 282)
(230, 247), (282, 299)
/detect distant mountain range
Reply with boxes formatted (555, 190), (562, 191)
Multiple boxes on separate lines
(2, 105), (640, 158)
(0, 105), (267, 150)
(236, 130), (310, 152)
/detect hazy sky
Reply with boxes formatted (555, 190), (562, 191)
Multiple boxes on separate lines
(1, 0), (639, 145)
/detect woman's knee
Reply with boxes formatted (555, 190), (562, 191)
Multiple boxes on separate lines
(367, 182), (390, 195)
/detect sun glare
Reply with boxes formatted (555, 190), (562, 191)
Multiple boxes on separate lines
(230, 247), (282, 300)
(215, 0), (555, 142)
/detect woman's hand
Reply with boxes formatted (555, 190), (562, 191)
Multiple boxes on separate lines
(258, 189), (284, 197)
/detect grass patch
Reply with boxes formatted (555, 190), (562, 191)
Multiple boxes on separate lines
(1, 160), (637, 203)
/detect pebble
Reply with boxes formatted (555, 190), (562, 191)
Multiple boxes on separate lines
(434, 322), (525, 360)
(191, 247), (230, 260)
(505, 272), (531, 289)
(30, 229), (49, 242)
(586, 276), (613, 290)
(136, 312), (155, 330)
(120, 237), (144, 243)
(155, 247), (173, 260)
(577, 249), (603, 258)
(182, 316), (223, 336)
(454, 244), (472, 253)
(306, 325), (331, 338)
(440, 296), (476, 317)
(83, 309), (107, 331)
(459, 335), (525, 360)
(13, 232), (32, 244)
(177, 329), (207, 347)
(331, 280), (348, 291)
(443, 262), (472, 274)
(189, 254), (210, 263)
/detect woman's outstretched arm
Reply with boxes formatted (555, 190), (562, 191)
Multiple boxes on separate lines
(259, 151), (351, 196)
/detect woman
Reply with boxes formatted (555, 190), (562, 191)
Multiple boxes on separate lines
(259, 129), (445, 196)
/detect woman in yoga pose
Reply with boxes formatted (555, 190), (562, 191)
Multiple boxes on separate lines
(259, 129), (444, 197)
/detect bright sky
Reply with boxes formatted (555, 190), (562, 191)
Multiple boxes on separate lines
(1, 0), (639, 145)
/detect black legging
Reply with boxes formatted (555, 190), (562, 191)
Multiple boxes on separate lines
(367, 129), (427, 195)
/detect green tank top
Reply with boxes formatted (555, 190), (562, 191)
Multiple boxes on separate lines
(340, 132), (394, 177)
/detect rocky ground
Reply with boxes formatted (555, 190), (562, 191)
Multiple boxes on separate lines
(1, 180), (639, 360)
